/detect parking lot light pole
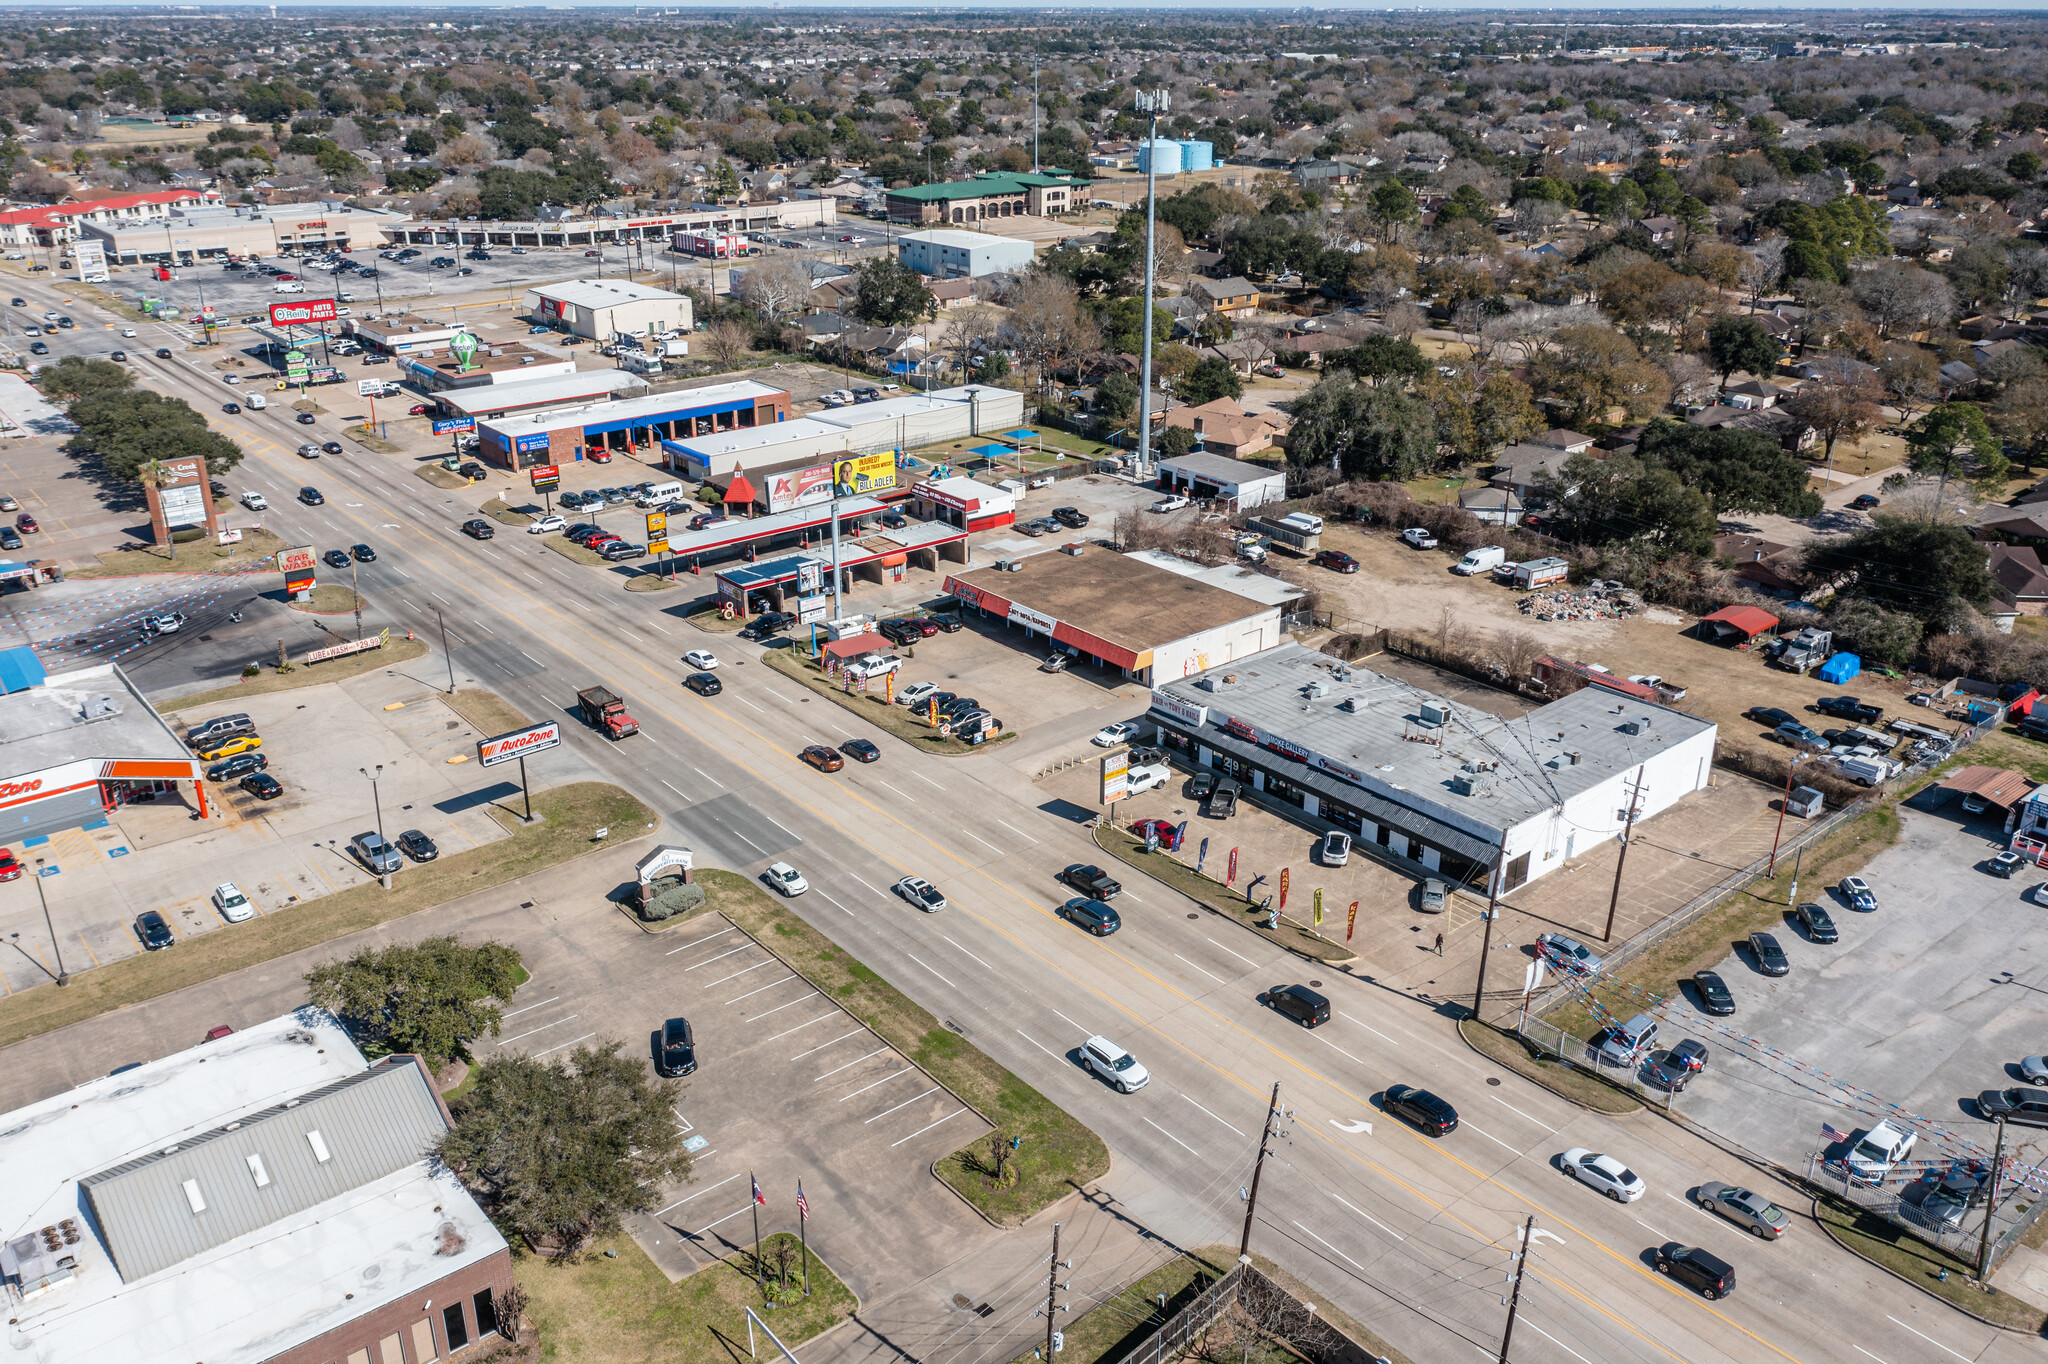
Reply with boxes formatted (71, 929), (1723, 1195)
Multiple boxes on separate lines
(33, 857), (66, 986)
(361, 765), (389, 889)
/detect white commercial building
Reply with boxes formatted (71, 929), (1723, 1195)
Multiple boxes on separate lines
(85, 201), (412, 264)
(433, 369), (649, 421)
(1147, 643), (1719, 893)
(665, 385), (1026, 479)
(382, 197), (837, 249)
(525, 278), (694, 341)
(897, 229), (1038, 279)
(1156, 451), (1288, 511)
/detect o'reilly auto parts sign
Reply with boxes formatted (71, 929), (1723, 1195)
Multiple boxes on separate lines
(478, 721), (561, 767)
(270, 298), (339, 326)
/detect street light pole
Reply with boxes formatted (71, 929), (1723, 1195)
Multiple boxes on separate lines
(33, 857), (66, 986)
(1133, 89), (1169, 480)
(361, 765), (388, 888)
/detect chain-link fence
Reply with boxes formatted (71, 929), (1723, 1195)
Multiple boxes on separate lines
(1100, 1265), (1389, 1364)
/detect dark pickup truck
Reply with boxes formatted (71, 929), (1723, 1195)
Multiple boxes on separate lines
(1816, 696), (1884, 725)
(1062, 863), (1122, 900)
(1208, 779), (1241, 818)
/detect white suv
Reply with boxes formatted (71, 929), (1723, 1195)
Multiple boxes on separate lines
(211, 882), (255, 923)
(762, 862), (808, 897)
(1081, 1035), (1150, 1093)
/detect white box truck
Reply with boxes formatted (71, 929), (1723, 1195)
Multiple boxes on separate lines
(1453, 545), (1506, 576)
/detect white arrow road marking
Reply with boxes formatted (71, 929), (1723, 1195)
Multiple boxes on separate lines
(1329, 1118), (1373, 1135)
(1528, 1228), (1566, 1247)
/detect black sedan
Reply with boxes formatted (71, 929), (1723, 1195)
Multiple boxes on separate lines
(222, 401), (241, 414)
(931, 615), (962, 633)
(397, 829), (439, 862)
(1747, 932), (1789, 976)
(1383, 1084), (1459, 1136)
(240, 772), (283, 800)
(206, 752), (268, 782)
(1693, 970), (1736, 1016)
(321, 441), (343, 455)
(136, 910), (175, 950)
(296, 412), (317, 425)
(841, 739), (881, 763)
(684, 671), (722, 696)
(351, 543), (376, 562)
(300, 487), (324, 505)
(1746, 706), (1797, 730)
(156, 347), (173, 359)
(1796, 901), (1839, 943)
(323, 549), (351, 568)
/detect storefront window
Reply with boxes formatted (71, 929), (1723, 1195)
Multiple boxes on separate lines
(1267, 776), (1305, 809)
(1322, 801), (1363, 834)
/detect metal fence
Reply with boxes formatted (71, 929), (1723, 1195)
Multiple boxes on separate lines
(1109, 1264), (1244, 1364)
(1100, 1265), (1387, 1364)
(1806, 1153), (2043, 1270)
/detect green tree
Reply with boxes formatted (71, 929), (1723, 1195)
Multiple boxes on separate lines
(1635, 419), (1823, 518)
(1094, 371), (1139, 423)
(1178, 356), (1243, 407)
(1823, 597), (1924, 670)
(1536, 450), (1717, 554)
(402, 129), (437, 157)
(66, 389), (244, 484)
(35, 356), (133, 402)
(438, 1041), (692, 1254)
(1157, 424), (1198, 458)
(1325, 333), (1429, 389)
(852, 259), (935, 327)
(1101, 297), (1171, 355)
(710, 158), (742, 200)
(1804, 517), (1994, 621)
(1284, 373), (1436, 481)
(1705, 314), (1781, 390)
(1905, 401), (2008, 511)
(1366, 179), (1417, 239)
(306, 937), (525, 1066)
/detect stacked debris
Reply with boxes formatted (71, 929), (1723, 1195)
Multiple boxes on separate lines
(1518, 580), (1646, 621)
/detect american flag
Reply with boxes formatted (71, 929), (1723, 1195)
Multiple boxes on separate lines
(796, 1182), (810, 1222)
(1822, 1123), (1851, 1144)
(752, 1175), (768, 1207)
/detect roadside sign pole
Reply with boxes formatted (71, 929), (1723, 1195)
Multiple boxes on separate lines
(518, 755), (533, 823)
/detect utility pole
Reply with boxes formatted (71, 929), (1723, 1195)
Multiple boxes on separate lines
(1601, 766), (1646, 942)
(1239, 1082), (1282, 1260)
(437, 607), (455, 694)
(1042, 1221), (1063, 1362)
(1472, 853), (1504, 1020)
(1132, 88), (1168, 479)
(1977, 1116), (2007, 1281)
(1766, 753), (1802, 877)
(1498, 1216), (1535, 1364)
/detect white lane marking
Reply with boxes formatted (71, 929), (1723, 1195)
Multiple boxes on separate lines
(763, 687), (795, 703)
(661, 779), (689, 801)
(1490, 1095), (1553, 1130)
(817, 889), (855, 917)
(942, 935), (994, 970)
(682, 944), (751, 969)
(1142, 1117), (1202, 1159)
(1120, 889), (1144, 904)
(864, 1085), (941, 1123)
(1457, 1118), (1521, 1155)
(1207, 937), (1260, 969)
(733, 694), (766, 714)
(1523, 1322), (1595, 1364)
(1051, 1008), (1089, 1033)
(502, 994), (561, 1018)
(1173, 952), (1227, 985)
(619, 627), (642, 641)
(1291, 1220), (1366, 1272)
(1016, 1029), (1062, 1060)
(727, 974), (804, 1003)
(691, 766), (723, 787)
(1181, 1093), (1247, 1137)
(916, 771), (945, 789)
(532, 1032), (597, 1057)
(791, 1030), (863, 1061)
(995, 818), (1037, 843)
(1328, 1191), (1403, 1241)
(959, 827), (1002, 854)
(641, 735), (659, 746)
(1633, 1218), (1670, 1240)
(667, 927), (736, 955)
(765, 1013), (840, 1044)
(830, 723), (853, 737)
(745, 992), (822, 1023)
(877, 779), (915, 802)
(646, 620), (671, 634)
(496, 1014), (579, 1045)
(890, 1108), (968, 1148)
(906, 953), (956, 988)
(816, 1047), (891, 1080)
(847, 873), (884, 898)
(1884, 1316), (1972, 1363)
(702, 959), (777, 987)
(1307, 1030), (1368, 1066)
(837, 1068), (914, 1102)
(656, 1172), (744, 1214)
(1851, 1346), (1888, 1364)
(1338, 1012), (1397, 1044)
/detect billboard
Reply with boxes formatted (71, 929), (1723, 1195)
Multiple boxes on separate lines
(158, 484), (207, 528)
(530, 464), (561, 492)
(73, 238), (108, 283)
(278, 545), (318, 576)
(305, 634), (384, 664)
(1100, 750), (1130, 804)
(765, 462), (834, 514)
(645, 511), (668, 555)
(833, 451), (899, 498)
(270, 298), (338, 327)
(478, 721), (562, 768)
(433, 417), (476, 435)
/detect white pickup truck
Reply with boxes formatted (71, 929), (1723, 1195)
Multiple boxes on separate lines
(1150, 495), (1189, 513)
(1843, 1120), (1917, 1184)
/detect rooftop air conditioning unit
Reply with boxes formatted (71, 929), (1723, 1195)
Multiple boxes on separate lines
(1338, 696), (1366, 713)
(1418, 702), (1450, 727)
(1450, 771), (1487, 796)
(1305, 680), (1328, 699)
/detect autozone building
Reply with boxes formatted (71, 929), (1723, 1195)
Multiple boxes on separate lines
(1146, 643), (1718, 894)
(0, 651), (207, 841)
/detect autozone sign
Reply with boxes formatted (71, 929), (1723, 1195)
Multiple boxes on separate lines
(0, 778), (42, 800)
(271, 298), (338, 326)
(278, 545), (317, 575)
(479, 721), (562, 767)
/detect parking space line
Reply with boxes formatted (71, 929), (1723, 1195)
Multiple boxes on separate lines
(1181, 1093), (1247, 1137)
(995, 818), (1036, 842)
(503, 994), (562, 1018)
(1173, 952), (1227, 985)
(683, 944), (751, 970)
(768, 1013), (842, 1044)
(941, 935), (993, 970)
(667, 927), (735, 955)
(745, 992), (821, 1023)
(532, 1031), (597, 1058)
(496, 1015), (579, 1045)
(889, 1107), (968, 1148)
(1328, 1191), (1404, 1241)
(74, 932), (99, 967)
(817, 1046), (890, 1081)
(1206, 937), (1260, 969)
(863, 1085), (941, 1123)
(728, 974), (803, 1003)
(656, 1172), (745, 1215)
(906, 953), (956, 988)
(1458, 1118), (1521, 1156)
(703, 959), (777, 987)
(690, 1203), (755, 1235)
(1142, 1117), (1202, 1160)
(838, 1068), (914, 1101)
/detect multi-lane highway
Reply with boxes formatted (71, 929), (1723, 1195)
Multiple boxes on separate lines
(2, 269), (2027, 1364)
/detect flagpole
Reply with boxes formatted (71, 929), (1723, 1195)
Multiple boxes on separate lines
(751, 1170), (765, 1297)
(798, 1181), (811, 1297)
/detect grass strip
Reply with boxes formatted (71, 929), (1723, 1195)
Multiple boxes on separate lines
(285, 584), (364, 615)
(1814, 1194), (2046, 1333)
(483, 498), (534, 527)
(442, 686), (535, 738)
(542, 533), (609, 566)
(1456, 1017), (1642, 1115)
(702, 869), (1107, 1226)
(517, 1231), (855, 1364)
(684, 607), (746, 632)
(415, 464), (472, 491)
(70, 528), (291, 579)
(1090, 826), (1357, 965)
(0, 781), (653, 1051)
(158, 636), (430, 710)
(625, 573), (683, 593)
(1015, 1250), (1233, 1364)
(346, 429), (402, 454)
(759, 649), (1015, 758)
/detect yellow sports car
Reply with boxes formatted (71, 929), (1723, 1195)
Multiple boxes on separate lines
(195, 734), (263, 761)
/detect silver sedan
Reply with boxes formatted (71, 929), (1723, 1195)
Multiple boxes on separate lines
(2021, 1055), (2048, 1086)
(1694, 1181), (1790, 1238)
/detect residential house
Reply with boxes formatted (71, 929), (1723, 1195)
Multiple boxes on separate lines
(799, 311), (848, 346)
(1291, 160), (1360, 187)
(1794, 356), (1879, 385)
(1205, 337), (1275, 377)
(1715, 531), (1805, 599)
(1270, 333), (1345, 368)
(1157, 398), (1287, 458)
(928, 277), (978, 310)
(1991, 544), (2048, 616)
(1533, 428), (1597, 454)
(1191, 276), (1260, 318)
(1940, 360), (1980, 394)
(1688, 404), (1817, 452)
(1638, 215), (1680, 243)
(836, 324), (926, 369)
(1184, 248), (1226, 276)
(1487, 442), (1580, 500)
(1459, 486), (1525, 526)
(1720, 378), (1793, 410)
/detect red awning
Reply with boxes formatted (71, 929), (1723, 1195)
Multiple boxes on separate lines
(1699, 605), (1780, 638)
(723, 472), (757, 505)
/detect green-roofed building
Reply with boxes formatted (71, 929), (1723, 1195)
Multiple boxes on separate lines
(884, 172), (1090, 226)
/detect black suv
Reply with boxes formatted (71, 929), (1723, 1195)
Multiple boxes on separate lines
(1061, 863), (1121, 899)
(1266, 984), (1330, 1028)
(1656, 1245), (1735, 1300)
(1383, 1084), (1459, 1136)
(1052, 507), (1089, 529)
(1746, 706), (1796, 730)
(1816, 696), (1883, 724)
(657, 1017), (697, 1076)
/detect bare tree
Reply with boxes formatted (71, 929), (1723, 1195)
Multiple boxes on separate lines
(699, 318), (753, 372)
(1004, 273), (1098, 411)
(1740, 239), (1786, 312)
(1854, 260), (1954, 340)
(940, 305), (1001, 384)
(734, 256), (812, 327)
(1662, 351), (1716, 410)
(1493, 629), (1545, 683)
(1381, 300), (1426, 341)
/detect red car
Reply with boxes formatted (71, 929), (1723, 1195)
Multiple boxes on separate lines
(204, 1024), (234, 1041)
(16, 514), (37, 534)
(911, 617), (941, 638)
(1130, 819), (1182, 851)
(588, 449), (612, 463)
(0, 848), (20, 882)
(408, 403), (432, 416)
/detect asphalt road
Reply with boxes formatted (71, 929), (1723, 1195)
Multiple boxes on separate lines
(0, 267), (2030, 1364)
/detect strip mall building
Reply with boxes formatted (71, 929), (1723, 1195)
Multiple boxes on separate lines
(475, 380), (793, 470)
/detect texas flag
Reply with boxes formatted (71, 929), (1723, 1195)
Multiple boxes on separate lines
(752, 1175), (768, 1207)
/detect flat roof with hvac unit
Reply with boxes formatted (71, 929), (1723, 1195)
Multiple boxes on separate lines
(666, 385), (1025, 478)
(435, 369), (649, 419)
(474, 379), (792, 470)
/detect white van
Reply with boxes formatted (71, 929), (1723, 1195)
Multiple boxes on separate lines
(1836, 755), (1899, 788)
(244, 393), (267, 410)
(637, 481), (683, 507)
(1279, 511), (1325, 535)
(1453, 545), (1506, 576)
(272, 281), (304, 294)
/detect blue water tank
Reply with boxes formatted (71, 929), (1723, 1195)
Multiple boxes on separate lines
(1136, 140), (1183, 176)
(1176, 140), (1215, 172)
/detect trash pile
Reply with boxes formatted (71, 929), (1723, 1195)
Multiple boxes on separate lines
(1518, 580), (1646, 622)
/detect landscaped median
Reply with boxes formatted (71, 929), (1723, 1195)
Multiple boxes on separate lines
(543, 532), (610, 566)
(701, 869), (1108, 1226)
(158, 635), (430, 710)
(759, 648), (1016, 758)
(1456, 1017), (1641, 1115)
(0, 782), (655, 1051)
(1090, 826), (1356, 965)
